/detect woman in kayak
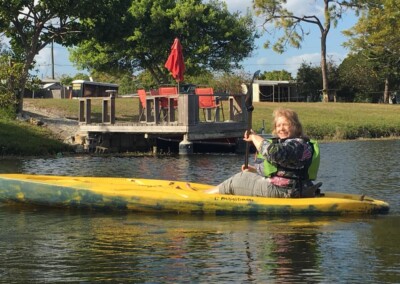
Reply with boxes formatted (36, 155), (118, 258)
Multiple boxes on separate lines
(205, 108), (321, 198)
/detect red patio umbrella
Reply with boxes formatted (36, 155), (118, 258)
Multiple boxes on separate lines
(165, 38), (185, 83)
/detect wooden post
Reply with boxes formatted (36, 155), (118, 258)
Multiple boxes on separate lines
(168, 97), (175, 122)
(102, 95), (115, 124)
(102, 99), (109, 123)
(228, 97), (234, 121)
(110, 95), (115, 124)
(79, 99), (85, 123)
(85, 99), (91, 124)
(178, 94), (198, 126)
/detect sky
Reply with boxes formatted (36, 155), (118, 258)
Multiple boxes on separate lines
(33, 0), (359, 79)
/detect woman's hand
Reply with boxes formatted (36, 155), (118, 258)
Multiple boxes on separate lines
(244, 129), (255, 142)
(244, 130), (264, 151)
(242, 164), (256, 172)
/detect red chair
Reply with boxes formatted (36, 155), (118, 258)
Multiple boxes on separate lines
(137, 89), (147, 121)
(158, 86), (178, 121)
(195, 87), (224, 121)
(158, 86), (178, 107)
(150, 89), (159, 96)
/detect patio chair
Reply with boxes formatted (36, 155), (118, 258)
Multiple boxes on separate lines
(137, 89), (147, 121)
(158, 86), (178, 121)
(195, 87), (224, 121)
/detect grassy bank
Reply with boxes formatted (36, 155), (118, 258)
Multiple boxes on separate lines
(0, 118), (72, 156)
(2, 98), (400, 156)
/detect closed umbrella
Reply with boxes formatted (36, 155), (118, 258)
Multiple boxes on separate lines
(165, 38), (185, 87)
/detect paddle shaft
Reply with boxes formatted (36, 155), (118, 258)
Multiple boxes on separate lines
(244, 70), (260, 169)
(244, 106), (253, 169)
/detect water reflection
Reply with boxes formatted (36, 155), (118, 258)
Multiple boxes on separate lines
(1, 205), (397, 283)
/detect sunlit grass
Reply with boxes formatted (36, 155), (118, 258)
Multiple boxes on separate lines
(0, 118), (72, 156)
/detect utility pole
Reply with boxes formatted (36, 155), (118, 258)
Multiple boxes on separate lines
(51, 40), (55, 79)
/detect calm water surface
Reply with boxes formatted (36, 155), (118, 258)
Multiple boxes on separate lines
(1, 140), (399, 283)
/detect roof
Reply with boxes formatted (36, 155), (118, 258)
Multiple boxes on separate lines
(72, 80), (119, 87)
(42, 82), (62, 89)
(254, 80), (297, 86)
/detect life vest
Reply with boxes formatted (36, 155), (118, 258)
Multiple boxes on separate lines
(257, 138), (320, 180)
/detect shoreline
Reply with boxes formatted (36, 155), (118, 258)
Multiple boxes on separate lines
(22, 101), (400, 144)
(2, 100), (399, 157)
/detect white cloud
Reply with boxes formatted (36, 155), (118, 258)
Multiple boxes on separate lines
(255, 57), (269, 66)
(223, 0), (250, 14)
(224, 0), (324, 17)
(285, 53), (320, 74)
(284, 0), (324, 17)
(284, 51), (346, 76)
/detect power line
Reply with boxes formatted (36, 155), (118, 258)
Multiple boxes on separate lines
(36, 63), (76, 67)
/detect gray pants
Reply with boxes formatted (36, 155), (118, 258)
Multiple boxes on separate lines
(218, 171), (290, 198)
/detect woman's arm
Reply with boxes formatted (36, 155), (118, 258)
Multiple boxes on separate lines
(243, 130), (265, 152)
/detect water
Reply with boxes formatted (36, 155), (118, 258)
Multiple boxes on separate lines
(1, 140), (399, 283)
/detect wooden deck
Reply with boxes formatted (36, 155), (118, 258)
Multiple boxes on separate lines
(78, 94), (248, 154)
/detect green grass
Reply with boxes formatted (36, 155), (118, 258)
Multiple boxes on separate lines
(0, 118), (72, 156)
(2, 98), (400, 156)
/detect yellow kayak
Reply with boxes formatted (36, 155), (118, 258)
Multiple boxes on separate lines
(0, 174), (389, 215)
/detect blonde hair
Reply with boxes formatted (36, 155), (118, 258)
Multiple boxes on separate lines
(271, 108), (304, 137)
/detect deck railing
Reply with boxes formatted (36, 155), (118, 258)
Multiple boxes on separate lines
(78, 93), (246, 126)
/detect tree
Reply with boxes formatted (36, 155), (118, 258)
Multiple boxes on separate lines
(259, 70), (293, 81)
(59, 73), (91, 86)
(0, 0), (130, 114)
(69, 0), (257, 84)
(338, 53), (382, 102)
(296, 62), (322, 102)
(296, 59), (339, 102)
(0, 52), (22, 118)
(343, 0), (400, 103)
(252, 0), (364, 102)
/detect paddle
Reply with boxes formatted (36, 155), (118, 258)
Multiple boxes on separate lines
(244, 70), (261, 169)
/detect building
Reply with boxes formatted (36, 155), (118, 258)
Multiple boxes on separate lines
(24, 78), (69, 99)
(252, 80), (301, 102)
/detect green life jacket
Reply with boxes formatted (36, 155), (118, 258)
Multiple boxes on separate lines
(258, 138), (320, 180)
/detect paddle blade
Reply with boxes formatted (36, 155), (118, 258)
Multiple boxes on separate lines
(244, 70), (260, 112)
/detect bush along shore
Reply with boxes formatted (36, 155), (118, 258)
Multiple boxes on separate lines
(1, 99), (400, 157)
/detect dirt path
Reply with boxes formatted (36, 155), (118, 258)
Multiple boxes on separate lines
(22, 101), (79, 143)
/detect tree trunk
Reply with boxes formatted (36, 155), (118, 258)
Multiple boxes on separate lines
(383, 77), (389, 103)
(321, 30), (329, 102)
(320, 0), (332, 103)
(321, 35), (329, 102)
(15, 59), (34, 115)
(15, 39), (42, 115)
